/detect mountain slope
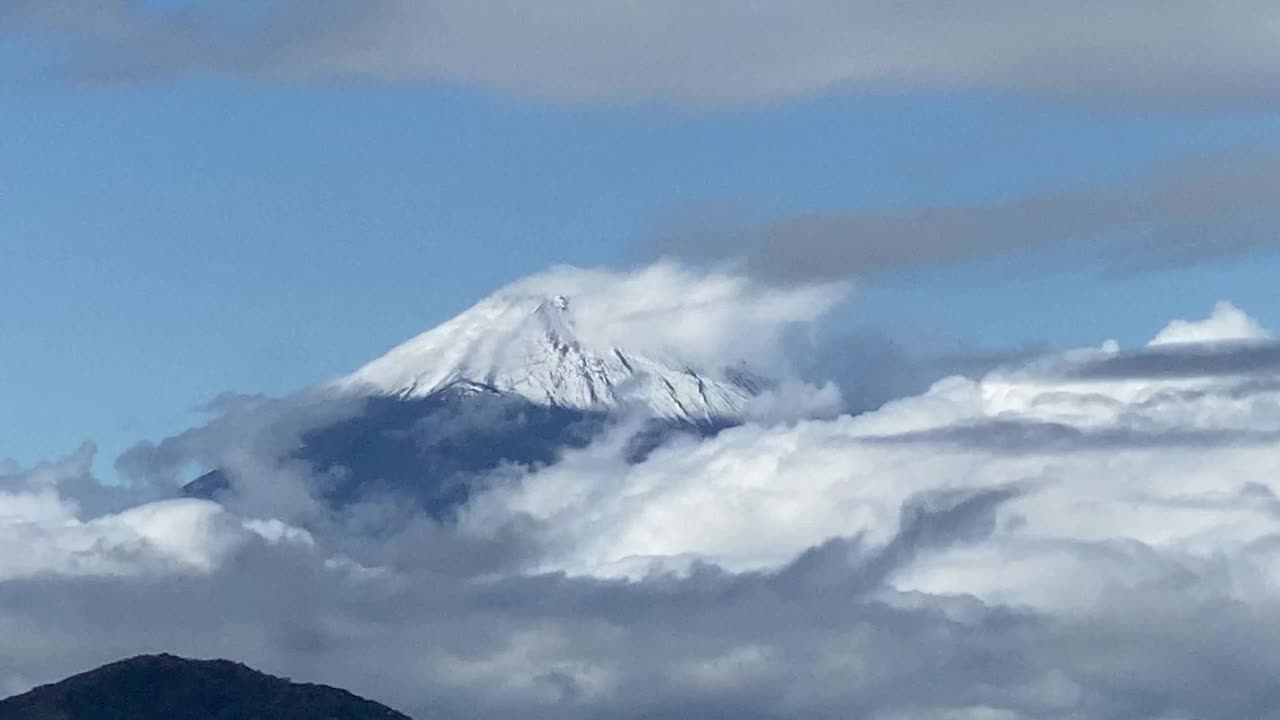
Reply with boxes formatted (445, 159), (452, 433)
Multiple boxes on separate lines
(186, 289), (760, 514)
(0, 654), (412, 720)
(338, 292), (759, 424)
(187, 386), (613, 516)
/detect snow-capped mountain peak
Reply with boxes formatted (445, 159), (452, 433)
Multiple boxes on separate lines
(337, 291), (758, 423)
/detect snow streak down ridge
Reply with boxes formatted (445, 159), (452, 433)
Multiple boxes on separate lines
(338, 292), (757, 424)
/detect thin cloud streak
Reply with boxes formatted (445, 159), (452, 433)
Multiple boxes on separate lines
(659, 153), (1280, 283)
(8, 1), (1280, 108)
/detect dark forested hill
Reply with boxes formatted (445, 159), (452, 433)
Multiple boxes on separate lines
(0, 654), (412, 720)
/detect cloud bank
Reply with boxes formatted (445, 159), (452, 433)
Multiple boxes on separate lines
(7, 282), (1280, 718)
(9, 1), (1280, 107)
(466, 302), (1280, 579)
(502, 262), (848, 373)
(661, 154), (1280, 283)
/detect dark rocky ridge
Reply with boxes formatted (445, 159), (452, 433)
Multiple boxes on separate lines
(185, 382), (734, 518)
(0, 654), (412, 720)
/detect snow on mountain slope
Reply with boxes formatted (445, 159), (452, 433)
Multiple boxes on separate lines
(337, 291), (761, 424)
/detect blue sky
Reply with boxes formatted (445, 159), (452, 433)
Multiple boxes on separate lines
(12, 7), (1280, 718)
(5, 5), (1280, 472)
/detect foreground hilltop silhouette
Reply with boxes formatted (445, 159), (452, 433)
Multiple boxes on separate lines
(0, 654), (412, 720)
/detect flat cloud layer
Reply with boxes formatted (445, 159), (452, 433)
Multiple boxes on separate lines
(6, 272), (1280, 718)
(660, 155), (1280, 282)
(8, 1), (1280, 107)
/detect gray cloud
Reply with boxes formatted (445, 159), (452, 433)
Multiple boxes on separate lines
(8, 1), (1280, 107)
(114, 390), (369, 524)
(792, 326), (1045, 414)
(863, 419), (1280, 454)
(662, 153), (1280, 282)
(8, 278), (1280, 719)
(8, 479), (1280, 720)
(112, 389), (553, 577)
(1070, 341), (1280, 381)
(0, 471), (1031, 717)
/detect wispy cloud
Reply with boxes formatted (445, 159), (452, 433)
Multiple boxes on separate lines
(9, 1), (1280, 107)
(659, 152), (1280, 282)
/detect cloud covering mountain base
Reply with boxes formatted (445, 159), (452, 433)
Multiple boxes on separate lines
(4, 267), (1280, 719)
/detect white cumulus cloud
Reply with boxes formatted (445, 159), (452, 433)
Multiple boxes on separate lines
(0, 447), (313, 580)
(465, 302), (1280, 613)
(7, 296), (1280, 720)
(1150, 300), (1273, 346)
